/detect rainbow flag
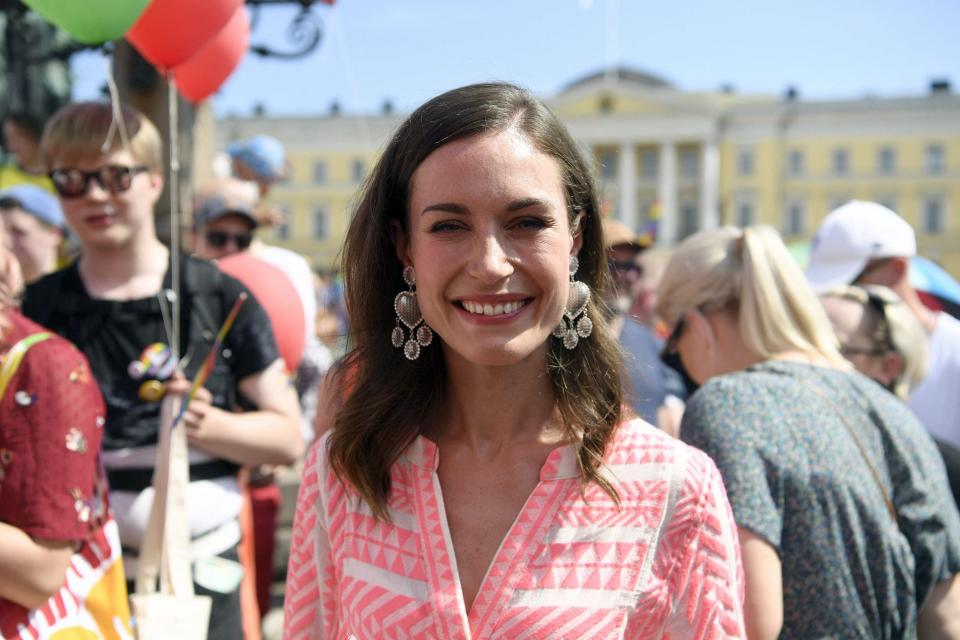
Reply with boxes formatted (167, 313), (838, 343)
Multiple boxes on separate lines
(174, 292), (248, 426)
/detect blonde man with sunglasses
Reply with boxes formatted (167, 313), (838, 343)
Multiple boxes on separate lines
(20, 102), (303, 639)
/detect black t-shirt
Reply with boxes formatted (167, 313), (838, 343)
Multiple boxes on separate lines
(22, 255), (279, 451)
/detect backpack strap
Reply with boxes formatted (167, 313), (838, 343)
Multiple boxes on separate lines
(178, 256), (225, 380)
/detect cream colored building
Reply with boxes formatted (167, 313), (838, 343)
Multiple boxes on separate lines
(217, 68), (960, 275)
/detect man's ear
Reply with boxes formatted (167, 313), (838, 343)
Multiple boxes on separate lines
(390, 219), (410, 267)
(864, 257), (908, 287)
(147, 170), (164, 203)
(888, 257), (909, 283)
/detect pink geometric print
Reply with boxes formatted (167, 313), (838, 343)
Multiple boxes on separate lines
(284, 419), (746, 639)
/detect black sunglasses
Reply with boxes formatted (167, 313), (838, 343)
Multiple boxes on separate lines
(662, 315), (686, 356)
(205, 230), (253, 250)
(50, 165), (150, 198)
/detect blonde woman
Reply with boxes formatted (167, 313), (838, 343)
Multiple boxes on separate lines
(819, 284), (928, 400)
(657, 225), (960, 639)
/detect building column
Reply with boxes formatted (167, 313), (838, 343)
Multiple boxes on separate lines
(617, 141), (637, 231)
(699, 139), (720, 230)
(657, 141), (677, 245)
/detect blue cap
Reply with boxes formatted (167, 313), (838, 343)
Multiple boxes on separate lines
(227, 135), (286, 183)
(0, 185), (65, 229)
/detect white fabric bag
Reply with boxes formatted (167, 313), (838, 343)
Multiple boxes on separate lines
(130, 395), (212, 640)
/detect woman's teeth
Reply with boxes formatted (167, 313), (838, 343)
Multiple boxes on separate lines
(461, 300), (525, 316)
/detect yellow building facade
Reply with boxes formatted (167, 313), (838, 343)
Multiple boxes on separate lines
(217, 68), (960, 276)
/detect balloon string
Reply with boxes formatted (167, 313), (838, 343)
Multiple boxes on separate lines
(101, 48), (131, 154)
(168, 73), (181, 365)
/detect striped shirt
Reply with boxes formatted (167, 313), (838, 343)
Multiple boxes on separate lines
(284, 419), (745, 639)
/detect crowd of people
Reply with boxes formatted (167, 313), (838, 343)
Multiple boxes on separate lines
(0, 83), (958, 640)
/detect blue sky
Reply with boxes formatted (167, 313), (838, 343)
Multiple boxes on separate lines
(71, 0), (960, 117)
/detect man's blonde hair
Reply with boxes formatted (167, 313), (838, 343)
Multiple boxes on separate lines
(657, 225), (846, 366)
(40, 102), (163, 171)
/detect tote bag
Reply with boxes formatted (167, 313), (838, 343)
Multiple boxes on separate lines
(129, 395), (211, 640)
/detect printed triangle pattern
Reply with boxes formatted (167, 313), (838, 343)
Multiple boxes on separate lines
(282, 421), (746, 639)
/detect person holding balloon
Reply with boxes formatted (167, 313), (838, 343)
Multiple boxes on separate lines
(20, 101), (303, 639)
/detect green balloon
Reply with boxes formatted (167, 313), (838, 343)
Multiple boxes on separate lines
(23, 0), (152, 45)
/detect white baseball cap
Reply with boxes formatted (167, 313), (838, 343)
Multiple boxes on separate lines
(805, 200), (916, 292)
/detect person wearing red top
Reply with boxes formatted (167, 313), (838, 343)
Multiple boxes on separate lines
(0, 237), (131, 636)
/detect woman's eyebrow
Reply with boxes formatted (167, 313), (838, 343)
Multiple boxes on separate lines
(506, 197), (548, 212)
(421, 197), (548, 216)
(421, 202), (468, 215)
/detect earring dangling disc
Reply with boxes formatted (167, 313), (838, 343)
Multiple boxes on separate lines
(404, 339), (420, 360)
(416, 324), (433, 346)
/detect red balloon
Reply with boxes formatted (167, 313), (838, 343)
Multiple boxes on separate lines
(173, 7), (250, 103)
(127, 0), (242, 70)
(217, 253), (306, 373)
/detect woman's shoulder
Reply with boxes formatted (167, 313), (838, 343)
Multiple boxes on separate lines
(606, 418), (720, 485)
(3, 310), (86, 365)
(686, 361), (836, 423)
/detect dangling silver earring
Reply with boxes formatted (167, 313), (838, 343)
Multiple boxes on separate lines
(552, 256), (593, 349)
(392, 266), (434, 360)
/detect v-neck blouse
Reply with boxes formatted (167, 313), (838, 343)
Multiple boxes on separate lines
(284, 419), (745, 639)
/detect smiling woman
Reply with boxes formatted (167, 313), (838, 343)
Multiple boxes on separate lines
(284, 83), (747, 639)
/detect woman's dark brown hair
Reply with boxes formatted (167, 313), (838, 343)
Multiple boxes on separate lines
(329, 82), (624, 518)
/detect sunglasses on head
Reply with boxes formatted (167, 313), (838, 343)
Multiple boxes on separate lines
(205, 230), (253, 250)
(50, 165), (149, 198)
(840, 288), (896, 356)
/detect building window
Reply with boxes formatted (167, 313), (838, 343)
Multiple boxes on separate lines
(312, 207), (328, 239)
(680, 149), (698, 178)
(641, 150), (657, 178)
(787, 149), (804, 177)
(828, 196), (851, 214)
(735, 201), (755, 227)
(876, 146), (896, 175)
(351, 159), (366, 183)
(783, 198), (806, 237)
(312, 160), (327, 184)
(832, 148), (850, 176)
(599, 150), (617, 180)
(679, 201), (698, 239)
(925, 144), (945, 174)
(922, 195), (946, 234)
(737, 147), (754, 176)
(273, 205), (291, 240)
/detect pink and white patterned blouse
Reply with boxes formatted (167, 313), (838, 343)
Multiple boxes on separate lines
(284, 419), (746, 639)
